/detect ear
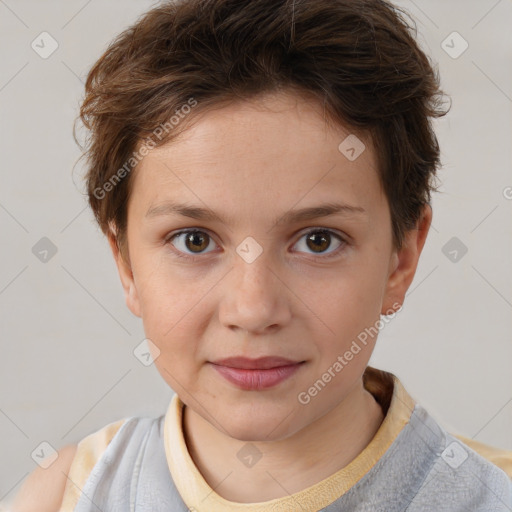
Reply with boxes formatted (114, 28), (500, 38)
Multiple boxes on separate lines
(107, 228), (142, 318)
(381, 204), (432, 314)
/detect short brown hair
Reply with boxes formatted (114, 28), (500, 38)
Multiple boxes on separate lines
(76, 0), (450, 261)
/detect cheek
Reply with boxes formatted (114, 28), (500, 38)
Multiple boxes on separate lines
(135, 250), (193, 312)
(133, 257), (205, 350)
(310, 264), (387, 360)
(140, 282), (205, 392)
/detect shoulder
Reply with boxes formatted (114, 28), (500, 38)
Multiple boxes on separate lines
(409, 422), (512, 511)
(454, 433), (512, 480)
(59, 417), (128, 511)
(10, 418), (127, 512)
(388, 402), (512, 510)
(10, 444), (78, 512)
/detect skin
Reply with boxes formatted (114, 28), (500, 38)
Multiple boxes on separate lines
(109, 90), (431, 502)
(11, 444), (77, 511)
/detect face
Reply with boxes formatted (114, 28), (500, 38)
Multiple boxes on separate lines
(110, 91), (429, 441)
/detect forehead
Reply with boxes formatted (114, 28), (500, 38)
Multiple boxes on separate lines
(128, 91), (383, 220)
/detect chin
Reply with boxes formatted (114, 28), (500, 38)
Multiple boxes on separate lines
(227, 423), (287, 443)
(219, 404), (303, 442)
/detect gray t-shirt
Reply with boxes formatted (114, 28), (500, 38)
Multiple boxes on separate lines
(72, 402), (512, 511)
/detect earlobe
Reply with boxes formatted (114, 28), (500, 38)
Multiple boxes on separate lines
(381, 205), (432, 315)
(107, 230), (142, 318)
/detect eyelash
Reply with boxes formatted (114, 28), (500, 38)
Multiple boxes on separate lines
(165, 228), (348, 262)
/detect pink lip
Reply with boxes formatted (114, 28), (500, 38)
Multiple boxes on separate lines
(210, 357), (304, 390)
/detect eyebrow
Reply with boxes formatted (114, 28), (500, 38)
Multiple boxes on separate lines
(145, 200), (366, 227)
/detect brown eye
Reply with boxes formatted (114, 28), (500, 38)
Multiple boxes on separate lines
(294, 229), (345, 257)
(169, 230), (216, 256)
(184, 231), (209, 253)
(306, 231), (331, 253)
(167, 228), (346, 261)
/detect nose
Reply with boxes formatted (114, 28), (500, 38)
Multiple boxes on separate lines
(218, 246), (292, 334)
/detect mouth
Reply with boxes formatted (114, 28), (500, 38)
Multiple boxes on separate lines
(209, 356), (305, 390)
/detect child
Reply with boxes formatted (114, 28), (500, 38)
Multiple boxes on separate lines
(11, 0), (512, 510)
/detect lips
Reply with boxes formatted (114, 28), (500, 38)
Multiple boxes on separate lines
(209, 356), (305, 390)
(212, 356), (302, 370)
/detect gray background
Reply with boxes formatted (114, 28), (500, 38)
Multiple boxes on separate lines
(1, 0), (511, 504)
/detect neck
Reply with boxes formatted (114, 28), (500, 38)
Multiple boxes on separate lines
(182, 382), (385, 503)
